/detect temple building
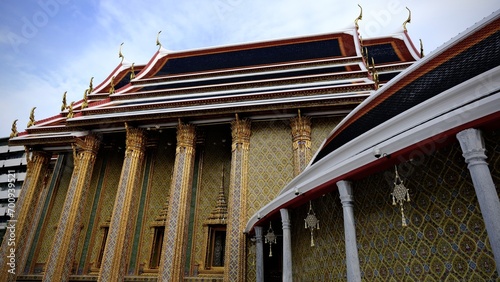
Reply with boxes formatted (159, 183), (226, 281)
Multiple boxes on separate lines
(1, 7), (499, 282)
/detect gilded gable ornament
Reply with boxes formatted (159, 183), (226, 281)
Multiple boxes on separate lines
(119, 42), (124, 63)
(403, 7), (411, 31)
(27, 107), (36, 128)
(109, 76), (115, 94)
(130, 63), (135, 80)
(67, 102), (75, 119)
(81, 89), (89, 109)
(354, 4), (362, 30)
(156, 31), (162, 50)
(391, 165), (410, 227)
(10, 119), (18, 139)
(304, 201), (320, 247)
(61, 91), (67, 112)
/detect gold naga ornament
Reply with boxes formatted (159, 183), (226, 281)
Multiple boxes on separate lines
(403, 7), (411, 31)
(10, 119), (18, 138)
(391, 165), (410, 227)
(27, 107), (36, 128)
(61, 91), (67, 112)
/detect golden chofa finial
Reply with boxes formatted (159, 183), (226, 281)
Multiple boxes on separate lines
(67, 102), (75, 119)
(130, 63), (135, 80)
(61, 91), (67, 112)
(156, 30), (162, 50)
(27, 107), (36, 128)
(420, 39), (424, 58)
(88, 77), (94, 94)
(109, 76), (116, 94)
(403, 7), (411, 31)
(119, 42), (124, 63)
(81, 89), (89, 109)
(354, 4), (363, 29)
(10, 119), (18, 139)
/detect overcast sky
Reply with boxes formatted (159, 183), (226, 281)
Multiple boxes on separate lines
(0, 0), (498, 137)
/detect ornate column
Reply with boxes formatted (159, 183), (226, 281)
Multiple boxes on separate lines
(337, 180), (361, 282)
(280, 209), (293, 282)
(290, 111), (311, 176)
(254, 226), (264, 282)
(158, 121), (196, 282)
(224, 115), (251, 282)
(456, 128), (500, 275)
(43, 134), (100, 281)
(0, 150), (50, 281)
(98, 125), (146, 281)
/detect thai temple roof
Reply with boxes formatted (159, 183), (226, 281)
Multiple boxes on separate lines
(245, 9), (500, 233)
(11, 22), (421, 149)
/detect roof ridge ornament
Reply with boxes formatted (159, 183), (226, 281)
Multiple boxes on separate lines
(119, 42), (124, 63)
(67, 102), (74, 119)
(61, 91), (67, 112)
(10, 120), (18, 139)
(88, 77), (94, 94)
(81, 89), (89, 109)
(403, 7), (411, 31)
(109, 76), (115, 94)
(420, 39), (424, 58)
(27, 107), (36, 128)
(354, 4), (363, 30)
(130, 63), (135, 80)
(156, 30), (162, 50)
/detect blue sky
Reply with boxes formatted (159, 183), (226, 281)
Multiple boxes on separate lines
(0, 0), (498, 137)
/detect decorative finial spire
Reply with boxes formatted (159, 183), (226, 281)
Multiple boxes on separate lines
(61, 91), (67, 112)
(206, 165), (229, 224)
(119, 42), (124, 63)
(156, 30), (161, 50)
(88, 77), (94, 94)
(354, 4), (363, 29)
(67, 102), (75, 118)
(10, 119), (18, 139)
(130, 63), (135, 80)
(403, 7), (411, 31)
(81, 89), (89, 109)
(419, 39), (424, 58)
(27, 107), (36, 128)
(109, 76), (115, 94)
(156, 30), (162, 50)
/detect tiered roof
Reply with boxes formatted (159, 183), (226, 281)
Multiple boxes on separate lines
(11, 23), (421, 149)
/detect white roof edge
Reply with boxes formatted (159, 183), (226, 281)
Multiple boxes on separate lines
(309, 9), (500, 165)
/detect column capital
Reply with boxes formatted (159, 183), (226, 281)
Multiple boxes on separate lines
(176, 121), (196, 150)
(280, 208), (291, 230)
(290, 114), (311, 150)
(125, 124), (147, 153)
(231, 115), (251, 151)
(337, 180), (354, 205)
(254, 226), (263, 244)
(456, 128), (487, 166)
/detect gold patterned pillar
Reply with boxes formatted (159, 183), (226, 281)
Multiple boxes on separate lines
(224, 114), (251, 282)
(43, 134), (100, 281)
(290, 111), (312, 176)
(0, 150), (50, 282)
(158, 121), (196, 282)
(98, 125), (146, 281)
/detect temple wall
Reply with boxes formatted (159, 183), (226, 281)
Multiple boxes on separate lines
(291, 130), (500, 281)
(190, 125), (231, 274)
(136, 130), (176, 274)
(33, 153), (73, 268)
(86, 148), (123, 272)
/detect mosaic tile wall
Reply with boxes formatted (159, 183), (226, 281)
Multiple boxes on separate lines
(247, 120), (294, 219)
(290, 130), (499, 281)
(246, 116), (342, 281)
(190, 125), (231, 274)
(87, 148), (123, 269)
(136, 130), (176, 273)
(74, 150), (105, 272)
(34, 154), (73, 265)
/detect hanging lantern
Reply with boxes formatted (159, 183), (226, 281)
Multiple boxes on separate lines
(391, 165), (410, 227)
(265, 222), (277, 257)
(304, 201), (320, 246)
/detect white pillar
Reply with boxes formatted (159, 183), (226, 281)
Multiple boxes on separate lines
(255, 226), (264, 282)
(456, 128), (500, 275)
(281, 208), (293, 282)
(337, 180), (361, 282)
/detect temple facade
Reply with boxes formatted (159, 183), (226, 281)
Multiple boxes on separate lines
(1, 7), (499, 282)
